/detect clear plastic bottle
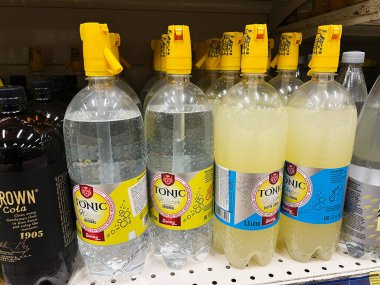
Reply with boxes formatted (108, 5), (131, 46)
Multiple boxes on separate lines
(145, 25), (213, 269)
(143, 34), (168, 115)
(29, 80), (66, 131)
(297, 56), (309, 82)
(269, 32), (303, 103)
(214, 24), (287, 269)
(341, 75), (380, 258)
(196, 38), (221, 92)
(0, 86), (77, 285)
(109, 33), (142, 112)
(337, 51), (368, 116)
(279, 25), (357, 262)
(63, 23), (148, 283)
(206, 32), (242, 113)
(140, 39), (164, 104)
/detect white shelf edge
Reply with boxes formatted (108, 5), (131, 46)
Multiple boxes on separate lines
(69, 243), (380, 285)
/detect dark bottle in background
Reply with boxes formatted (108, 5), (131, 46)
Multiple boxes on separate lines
(29, 80), (66, 131)
(0, 86), (77, 285)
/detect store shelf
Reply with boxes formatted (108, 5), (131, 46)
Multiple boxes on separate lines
(273, 0), (380, 39)
(69, 243), (380, 285)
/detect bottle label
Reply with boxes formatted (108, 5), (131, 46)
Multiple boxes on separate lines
(214, 164), (283, 230)
(342, 164), (380, 247)
(281, 161), (349, 224)
(73, 171), (148, 246)
(148, 165), (213, 230)
(0, 159), (76, 264)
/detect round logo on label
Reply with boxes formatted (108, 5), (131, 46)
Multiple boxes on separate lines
(251, 172), (283, 217)
(283, 163), (313, 207)
(151, 173), (192, 218)
(73, 185), (115, 233)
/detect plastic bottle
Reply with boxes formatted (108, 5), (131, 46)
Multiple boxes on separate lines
(28, 46), (45, 81)
(213, 24), (287, 268)
(9, 75), (28, 96)
(341, 75), (380, 258)
(206, 32), (242, 114)
(109, 33), (142, 112)
(337, 51), (368, 116)
(63, 23), (148, 283)
(29, 80), (66, 131)
(279, 25), (357, 262)
(265, 38), (275, 81)
(140, 38), (165, 104)
(0, 86), (77, 285)
(191, 42), (207, 83)
(145, 25), (213, 269)
(196, 38), (221, 92)
(269, 32), (303, 103)
(143, 34), (168, 115)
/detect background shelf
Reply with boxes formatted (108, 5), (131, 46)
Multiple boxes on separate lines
(69, 243), (380, 285)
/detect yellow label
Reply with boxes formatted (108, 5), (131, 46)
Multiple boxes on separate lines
(149, 165), (213, 230)
(253, 173), (283, 217)
(73, 171), (148, 246)
(370, 272), (380, 285)
(283, 163), (312, 206)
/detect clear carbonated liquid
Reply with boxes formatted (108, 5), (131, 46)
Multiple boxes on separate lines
(145, 108), (213, 269)
(64, 117), (148, 283)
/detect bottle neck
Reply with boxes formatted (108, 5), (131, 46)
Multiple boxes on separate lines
(220, 70), (240, 77)
(242, 73), (266, 82)
(166, 74), (191, 84)
(311, 72), (336, 82)
(87, 76), (115, 87)
(277, 69), (297, 77)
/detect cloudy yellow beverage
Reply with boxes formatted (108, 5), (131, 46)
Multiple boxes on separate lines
(214, 104), (287, 268)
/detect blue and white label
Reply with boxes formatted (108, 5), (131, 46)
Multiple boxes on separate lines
(214, 164), (282, 230)
(281, 161), (349, 224)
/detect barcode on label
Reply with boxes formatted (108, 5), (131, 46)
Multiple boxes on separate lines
(215, 204), (230, 222)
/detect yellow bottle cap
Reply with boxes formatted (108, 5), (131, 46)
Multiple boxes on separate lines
(80, 22), (123, 77)
(268, 38), (274, 69)
(166, 25), (192, 75)
(193, 42), (207, 70)
(272, 32), (302, 71)
(151, 39), (162, 72)
(241, 24), (268, 74)
(160, 34), (168, 72)
(308, 25), (342, 75)
(28, 46), (44, 73)
(0, 78), (4, 87)
(220, 32), (243, 71)
(195, 38), (221, 70)
(109, 33), (121, 61)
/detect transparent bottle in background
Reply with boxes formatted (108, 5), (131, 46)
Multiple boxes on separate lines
(145, 25), (213, 269)
(337, 51), (368, 116)
(279, 25), (357, 262)
(63, 23), (148, 283)
(191, 42), (207, 84)
(109, 33), (142, 113)
(143, 34), (168, 115)
(269, 32), (303, 103)
(213, 24), (287, 268)
(206, 31), (243, 114)
(140, 38), (165, 104)
(341, 75), (380, 258)
(296, 56), (309, 82)
(196, 38), (221, 92)
(28, 46), (45, 81)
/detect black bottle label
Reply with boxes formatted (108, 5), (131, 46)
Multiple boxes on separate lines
(0, 158), (76, 264)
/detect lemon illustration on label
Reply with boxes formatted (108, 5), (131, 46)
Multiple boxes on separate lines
(283, 162), (312, 207)
(151, 173), (192, 227)
(252, 171), (282, 218)
(74, 185), (115, 240)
